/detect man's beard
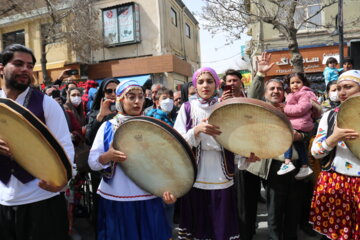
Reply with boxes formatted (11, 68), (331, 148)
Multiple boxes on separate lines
(5, 75), (30, 92)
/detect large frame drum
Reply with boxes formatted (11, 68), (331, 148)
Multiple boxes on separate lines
(208, 98), (293, 159)
(113, 116), (196, 198)
(0, 98), (72, 187)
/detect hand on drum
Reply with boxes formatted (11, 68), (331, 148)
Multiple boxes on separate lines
(38, 180), (67, 192)
(194, 119), (222, 137)
(99, 145), (127, 165)
(0, 139), (12, 157)
(162, 191), (177, 204)
(246, 152), (260, 163)
(326, 122), (359, 148)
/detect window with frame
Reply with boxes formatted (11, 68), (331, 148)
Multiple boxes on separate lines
(294, 0), (322, 31)
(2, 30), (25, 49)
(185, 23), (191, 38)
(102, 2), (141, 46)
(170, 8), (177, 26)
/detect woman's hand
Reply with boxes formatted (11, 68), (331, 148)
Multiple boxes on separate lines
(194, 118), (222, 137)
(162, 191), (177, 204)
(326, 122), (359, 148)
(99, 145), (127, 165)
(96, 98), (116, 122)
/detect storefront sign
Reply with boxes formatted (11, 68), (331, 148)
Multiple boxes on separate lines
(264, 45), (348, 76)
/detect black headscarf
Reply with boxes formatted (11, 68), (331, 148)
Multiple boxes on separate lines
(181, 82), (193, 103)
(91, 78), (120, 111)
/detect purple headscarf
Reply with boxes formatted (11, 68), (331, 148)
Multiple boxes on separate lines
(192, 67), (220, 88)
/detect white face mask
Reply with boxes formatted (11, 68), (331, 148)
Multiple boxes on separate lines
(160, 98), (174, 113)
(188, 94), (197, 101)
(70, 96), (82, 107)
(329, 91), (338, 102)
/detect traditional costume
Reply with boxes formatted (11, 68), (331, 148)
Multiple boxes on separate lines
(88, 80), (171, 240)
(174, 67), (242, 240)
(310, 70), (360, 240)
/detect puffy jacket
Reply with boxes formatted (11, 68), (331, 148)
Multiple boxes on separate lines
(284, 86), (317, 132)
(323, 67), (342, 86)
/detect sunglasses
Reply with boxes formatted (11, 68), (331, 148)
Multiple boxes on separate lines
(104, 88), (116, 94)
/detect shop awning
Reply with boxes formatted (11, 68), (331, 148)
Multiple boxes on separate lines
(33, 60), (66, 71)
(116, 74), (151, 86)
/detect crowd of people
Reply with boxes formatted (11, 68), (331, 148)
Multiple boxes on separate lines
(0, 43), (359, 240)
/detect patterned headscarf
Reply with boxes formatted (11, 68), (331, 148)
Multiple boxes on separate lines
(115, 80), (143, 114)
(192, 67), (220, 88)
(337, 70), (360, 85)
(116, 80), (142, 99)
(191, 67), (220, 105)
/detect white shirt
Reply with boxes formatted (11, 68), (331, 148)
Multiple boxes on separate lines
(311, 110), (360, 176)
(88, 115), (156, 202)
(174, 100), (243, 190)
(0, 87), (74, 206)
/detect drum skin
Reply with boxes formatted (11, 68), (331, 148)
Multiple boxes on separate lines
(208, 98), (293, 159)
(0, 98), (72, 187)
(113, 116), (196, 198)
(337, 94), (360, 159)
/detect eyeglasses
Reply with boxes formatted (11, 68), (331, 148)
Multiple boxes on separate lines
(104, 88), (116, 94)
(174, 98), (181, 102)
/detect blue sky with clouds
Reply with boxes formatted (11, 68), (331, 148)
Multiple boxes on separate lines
(182, 0), (251, 73)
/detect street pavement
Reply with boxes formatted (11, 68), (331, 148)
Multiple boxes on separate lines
(70, 199), (324, 240)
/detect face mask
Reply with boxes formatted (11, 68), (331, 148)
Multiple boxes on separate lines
(188, 94), (197, 101)
(160, 98), (174, 113)
(329, 91), (338, 102)
(70, 96), (82, 107)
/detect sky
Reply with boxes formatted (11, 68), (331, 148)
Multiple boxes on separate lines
(182, 0), (251, 74)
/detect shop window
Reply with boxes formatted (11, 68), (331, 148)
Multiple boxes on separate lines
(102, 2), (141, 46)
(170, 8), (177, 27)
(185, 23), (191, 38)
(2, 30), (25, 49)
(294, 0), (322, 30)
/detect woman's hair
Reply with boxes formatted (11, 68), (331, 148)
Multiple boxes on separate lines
(64, 87), (86, 125)
(285, 72), (310, 87)
(326, 80), (337, 94)
(326, 57), (338, 66)
(91, 78), (120, 111)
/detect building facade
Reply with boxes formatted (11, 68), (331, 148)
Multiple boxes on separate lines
(0, 0), (200, 89)
(247, 0), (360, 90)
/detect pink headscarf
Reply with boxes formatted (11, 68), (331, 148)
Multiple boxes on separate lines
(192, 67), (220, 88)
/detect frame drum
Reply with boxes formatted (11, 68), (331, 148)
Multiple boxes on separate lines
(208, 98), (293, 159)
(337, 93), (360, 159)
(113, 116), (196, 198)
(0, 98), (72, 187)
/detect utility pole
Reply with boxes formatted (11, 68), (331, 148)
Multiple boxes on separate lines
(338, 0), (344, 65)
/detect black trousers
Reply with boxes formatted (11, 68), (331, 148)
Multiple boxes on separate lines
(266, 160), (302, 240)
(235, 169), (261, 240)
(0, 194), (69, 240)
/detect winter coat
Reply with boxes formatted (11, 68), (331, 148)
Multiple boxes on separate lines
(284, 86), (317, 132)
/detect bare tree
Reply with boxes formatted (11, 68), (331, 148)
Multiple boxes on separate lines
(38, 0), (103, 83)
(201, 0), (337, 72)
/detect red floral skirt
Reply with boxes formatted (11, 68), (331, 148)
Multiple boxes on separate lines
(310, 171), (360, 240)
